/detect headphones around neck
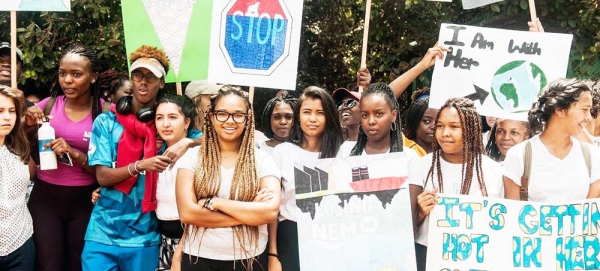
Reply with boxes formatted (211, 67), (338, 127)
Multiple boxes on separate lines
(116, 96), (155, 122)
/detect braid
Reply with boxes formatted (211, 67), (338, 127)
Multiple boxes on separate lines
(485, 122), (501, 162)
(350, 82), (403, 156)
(55, 43), (103, 120)
(424, 98), (487, 196)
(404, 88), (431, 141)
(187, 86), (260, 270)
(98, 69), (129, 102)
(261, 93), (298, 138)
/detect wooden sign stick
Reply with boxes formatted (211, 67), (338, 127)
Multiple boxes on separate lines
(528, 0), (537, 25)
(10, 11), (17, 89)
(249, 86), (255, 104)
(176, 81), (182, 95)
(358, 0), (372, 93)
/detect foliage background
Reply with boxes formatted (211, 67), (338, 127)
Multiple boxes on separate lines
(1, 0), (599, 125)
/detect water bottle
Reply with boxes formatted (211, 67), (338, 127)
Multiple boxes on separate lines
(38, 118), (57, 170)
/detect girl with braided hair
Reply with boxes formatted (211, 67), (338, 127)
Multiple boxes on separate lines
(504, 78), (600, 201)
(176, 86), (281, 271)
(407, 97), (504, 271)
(337, 82), (417, 158)
(24, 43), (104, 271)
(97, 69), (131, 103)
(269, 86), (343, 271)
(258, 93), (297, 155)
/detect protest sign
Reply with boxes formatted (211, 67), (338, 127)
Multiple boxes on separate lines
(429, 24), (573, 121)
(462, 0), (503, 9)
(295, 152), (416, 271)
(122, 0), (303, 90)
(427, 194), (600, 271)
(0, 0), (70, 11)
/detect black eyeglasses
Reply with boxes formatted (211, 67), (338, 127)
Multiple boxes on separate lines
(213, 110), (247, 123)
(337, 99), (357, 110)
(131, 72), (160, 84)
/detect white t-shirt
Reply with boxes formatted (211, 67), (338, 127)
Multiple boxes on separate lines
(336, 140), (419, 159)
(482, 131), (491, 147)
(257, 140), (274, 156)
(156, 148), (190, 221)
(271, 142), (320, 222)
(408, 153), (504, 246)
(0, 145), (32, 256)
(178, 147), (281, 260)
(503, 135), (600, 202)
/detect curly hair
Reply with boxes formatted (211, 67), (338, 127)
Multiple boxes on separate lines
(0, 85), (29, 163)
(528, 78), (591, 135)
(582, 79), (600, 119)
(129, 45), (170, 72)
(261, 93), (297, 139)
(425, 98), (488, 196)
(350, 82), (403, 156)
(98, 69), (129, 102)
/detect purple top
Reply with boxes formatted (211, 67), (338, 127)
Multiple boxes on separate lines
(36, 96), (101, 186)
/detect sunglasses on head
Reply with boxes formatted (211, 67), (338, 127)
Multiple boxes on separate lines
(337, 99), (357, 110)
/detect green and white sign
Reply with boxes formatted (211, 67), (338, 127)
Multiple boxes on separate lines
(0, 0), (70, 11)
(429, 24), (572, 121)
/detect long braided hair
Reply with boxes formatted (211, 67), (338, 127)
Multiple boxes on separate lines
(188, 85), (260, 269)
(52, 43), (103, 120)
(261, 93), (297, 140)
(425, 98), (488, 196)
(350, 82), (403, 156)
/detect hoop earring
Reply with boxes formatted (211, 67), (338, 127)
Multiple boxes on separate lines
(391, 122), (397, 131)
(358, 124), (364, 134)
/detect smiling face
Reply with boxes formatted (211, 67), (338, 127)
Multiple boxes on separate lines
(155, 102), (190, 147)
(210, 94), (248, 145)
(299, 97), (326, 140)
(560, 91), (593, 135)
(131, 67), (164, 106)
(58, 53), (97, 100)
(339, 94), (360, 127)
(416, 108), (439, 148)
(0, 94), (16, 145)
(435, 107), (464, 158)
(270, 101), (294, 141)
(359, 93), (396, 142)
(495, 119), (529, 156)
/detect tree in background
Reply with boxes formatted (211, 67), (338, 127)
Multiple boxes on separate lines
(1, 0), (599, 119)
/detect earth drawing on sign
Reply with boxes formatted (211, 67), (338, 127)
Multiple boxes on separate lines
(490, 61), (547, 113)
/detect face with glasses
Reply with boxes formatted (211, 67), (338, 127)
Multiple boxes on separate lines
(210, 94), (249, 144)
(337, 95), (360, 127)
(131, 67), (164, 105)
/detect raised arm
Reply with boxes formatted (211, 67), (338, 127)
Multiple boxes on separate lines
(388, 44), (448, 99)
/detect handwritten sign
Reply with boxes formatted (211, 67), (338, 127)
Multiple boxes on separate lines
(429, 24), (572, 121)
(427, 194), (600, 271)
(122, 0), (302, 89)
(295, 153), (416, 271)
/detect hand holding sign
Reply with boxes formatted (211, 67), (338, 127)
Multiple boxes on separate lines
(418, 43), (450, 70)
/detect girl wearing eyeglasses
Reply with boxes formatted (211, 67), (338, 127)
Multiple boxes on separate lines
(176, 86), (281, 271)
(269, 86), (344, 271)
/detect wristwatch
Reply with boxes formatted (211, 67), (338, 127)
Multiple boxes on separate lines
(205, 197), (216, 211)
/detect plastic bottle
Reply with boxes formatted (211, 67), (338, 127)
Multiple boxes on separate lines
(38, 118), (57, 170)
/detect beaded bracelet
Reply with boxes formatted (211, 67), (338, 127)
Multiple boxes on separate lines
(134, 160), (143, 174)
(127, 163), (136, 177)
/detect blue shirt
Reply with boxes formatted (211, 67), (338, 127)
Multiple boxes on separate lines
(85, 112), (160, 247)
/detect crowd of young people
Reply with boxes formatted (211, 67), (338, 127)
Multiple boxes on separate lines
(1, 19), (600, 271)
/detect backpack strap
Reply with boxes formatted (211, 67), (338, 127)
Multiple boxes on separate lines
(581, 141), (592, 178)
(43, 97), (57, 116)
(520, 141), (532, 201)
